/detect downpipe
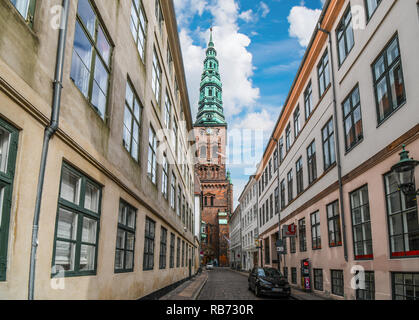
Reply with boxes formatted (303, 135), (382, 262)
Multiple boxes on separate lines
(28, 0), (70, 300)
(318, 24), (349, 262)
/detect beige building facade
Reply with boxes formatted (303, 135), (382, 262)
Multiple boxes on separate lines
(0, 0), (198, 299)
(256, 0), (419, 300)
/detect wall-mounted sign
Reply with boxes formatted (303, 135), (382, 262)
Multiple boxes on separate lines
(219, 219), (228, 225)
(282, 224), (297, 237)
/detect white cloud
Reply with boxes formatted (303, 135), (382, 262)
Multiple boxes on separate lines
(239, 9), (255, 22)
(259, 2), (270, 18)
(288, 6), (321, 47)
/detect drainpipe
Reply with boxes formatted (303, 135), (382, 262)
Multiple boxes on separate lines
(317, 24), (349, 262)
(28, 0), (70, 300)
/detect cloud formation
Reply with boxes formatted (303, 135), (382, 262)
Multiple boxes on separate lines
(288, 5), (321, 47)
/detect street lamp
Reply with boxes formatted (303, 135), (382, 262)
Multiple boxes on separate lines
(391, 145), (419, 197)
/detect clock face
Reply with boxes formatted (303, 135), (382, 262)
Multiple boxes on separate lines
(206, 128), (212, 135)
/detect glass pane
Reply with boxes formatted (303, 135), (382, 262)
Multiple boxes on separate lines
(10, 0), (30, 19)
(374, 56), (385, 80)
(389, 64), (405, 107)
(54, 241), (76, 271)
(387, 39), (399, 66)
(60, 168), (81, 204)
(79, 245), (96, 271)
(126, 232), (135, 251)
(97, 26), (111, 66)
(72, 21), (93, 73)
(126, 83), (134, 108)
(115, 249), (124, 270)
(0, 127), (10, 173)
(82, 217), (97, 244)
(84, 182), (100, 213)
(126, 208), (136, 229)
(116, 229), (125, 249)
(91, 82), (107, 119)
(71, 50), (91, 97)
(77, 0), (96, 37)
(0, 187), (4, 227)
(125, 251), (134, 270)
(57, 208), (78, 240)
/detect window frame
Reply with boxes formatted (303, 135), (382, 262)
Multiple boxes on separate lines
(0, 118), (19, 282)
(114, 199), (137, 273)
(298, 218), (307, 252)
(336, 5), (355, 67)
(304, 81), (313, 120)
(342, 85), (363, 152)
(331, 270), (344, 297)
(322, 117), (336, 171)
(123, 80), (142, 161)
(51, 162), (102, 278)
(296, 157), (304, 195)
(327, 200), (342, 248)
(147, 126), (157, 185)
(159, 227), (167, 270)
(307, 140), (317, 185)
(311, 211), (321, 250)
(143, 217), (156, 271)
(356, 271), (375, 300)
(313, 269), (323, 291)
(130, 0), (147, 62)
(392, 272), (419, 300)
(70, 0), (112, 120)
(372, 34), (406, 125)
(350, 185), (374, 260)
(317, 50), (330, 97)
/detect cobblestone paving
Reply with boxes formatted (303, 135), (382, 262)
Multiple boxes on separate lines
(198, 268), (290, 300)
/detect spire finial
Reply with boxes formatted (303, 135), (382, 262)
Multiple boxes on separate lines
(209, 27), (214, 47)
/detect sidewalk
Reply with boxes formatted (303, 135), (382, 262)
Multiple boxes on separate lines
(229, 268), (331, 300)
(160, 271), (208, 300)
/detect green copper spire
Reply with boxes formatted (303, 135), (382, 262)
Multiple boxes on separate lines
(195, 28), (227, 127)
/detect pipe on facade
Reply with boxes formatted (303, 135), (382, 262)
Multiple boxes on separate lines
(28, 0), (70, 300)
(317, 24), (349, 262)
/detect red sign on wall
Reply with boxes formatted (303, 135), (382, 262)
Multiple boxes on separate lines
(282, 224), (297, 237)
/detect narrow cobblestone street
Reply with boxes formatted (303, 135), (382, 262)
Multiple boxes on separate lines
(198, 268), (291, 300)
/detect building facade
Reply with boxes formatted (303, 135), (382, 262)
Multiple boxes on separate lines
(0, 0), (198, 299)
(238, 176), (259, 271)
(229, 205), (242, 269)
(194, 29), (233, 267)
(256, 0), (419, 300)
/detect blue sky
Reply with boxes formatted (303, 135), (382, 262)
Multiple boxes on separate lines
(174, 0), (326, 206)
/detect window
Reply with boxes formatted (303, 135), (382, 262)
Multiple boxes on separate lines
(290, 236), (296, 254)
(317, 50), (330, 97)
(322, 118), (336, 170)
(115, 200), (136, 273)
(365, 0), (382, 20)
(299, 218), (307, 252)
(0, 119), (18, 281)
(70, 0), (111, 120)
(291, 267), (297, 284)
(314, 269), (323, 291)
(331, 270), (344, 297)
(287, 170), (293, 203)
(373, 35), (406, 124)
(143, 217), (155, 271)
(274, 187), (279, 215)
(169, 233), (175, 268)
(161, 155), (168, 199)
(130, 0), (147, 61)
(336, 6), (354, 66)
(182, 240), (185, 267)
(164, 93), (172, 130)
(167, 44), (173, 78)
(52, 164), (101, 277)
(392, 272), (419, 300)
(283, 267), (288, 280)
(159, 227), (167, 269)
(356, 271), (375, 300)
(176, 237), (180, 268)
(327, 201), (342, 247)
(155, 0), (164, 34)
(152, 49), (162, 104)
(385, 173), (419, 258)
(294, 106), (301, 138)
(286, 124), (292, 152)
(177, 185), (181, 217)
(264, 238), (270, 264)
(123, 82), (142, 161)
(280, 180), (286, 209)
(9, 0), (36, 25)
(269, 194), (274, 219)
(172, 120), (178, 154)
(304, 81), (313, 120)
(170, 173), (176, 210)
(350, 185), (373, 260)
(343, 86), (363, 151)
(307, 140), (317, 184)
(269, 160), (272, 180)
(273, 149), (278, 172)
(279, 138), (284, 163)
(147, 127), (157, 184)
(182, 195), (186, 224)
(296, 157), (304, 195)
(311, 211), (321, 250)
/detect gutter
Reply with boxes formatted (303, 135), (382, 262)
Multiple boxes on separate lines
(28, 0), (70, 300)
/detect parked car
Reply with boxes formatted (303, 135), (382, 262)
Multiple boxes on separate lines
(248, 267), (291, 298)
(206, 263), (214, 270)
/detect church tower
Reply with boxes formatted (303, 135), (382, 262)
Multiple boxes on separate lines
(195, 29), (232, 267)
